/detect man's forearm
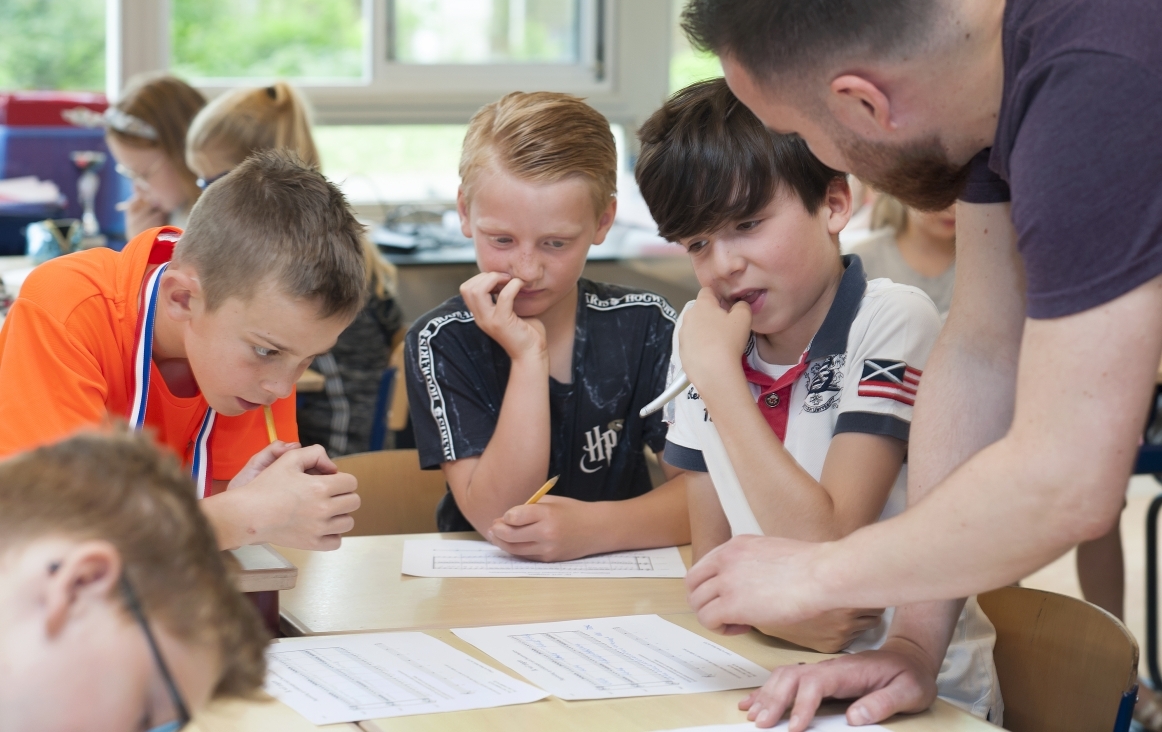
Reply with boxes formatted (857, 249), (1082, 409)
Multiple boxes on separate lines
(812, 275), (1162, 609)
(456, 355), (552, 527)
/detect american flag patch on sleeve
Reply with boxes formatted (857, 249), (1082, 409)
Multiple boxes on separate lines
(858, 359), (921, 406)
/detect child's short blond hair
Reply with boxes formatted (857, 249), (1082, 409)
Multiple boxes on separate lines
(176, 149), (366, 320)
(460, 91), (617, 218)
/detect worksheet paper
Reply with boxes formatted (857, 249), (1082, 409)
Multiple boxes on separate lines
(655, 714), (888, 731)
(264, 632), (548, 724)
(451, 614), (768, 700)
(401, 539), (687, 578)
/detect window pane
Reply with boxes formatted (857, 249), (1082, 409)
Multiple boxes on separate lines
(394, 0), (579, 64)
(0, 0), (105, 90)
(317, 125), (467, 203)
(669, 0), (720, 93)
(171, 0), (364, 79)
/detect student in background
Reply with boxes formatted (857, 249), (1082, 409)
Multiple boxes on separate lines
(851, 193), (956, 316)
(105, 74), (206, 238)
(0, 430), (267, 732)
(0, 151), (364, 551)
(405, 92), (689, 562)
(634, 79), (998, 723)
(187, 82), (403, 456)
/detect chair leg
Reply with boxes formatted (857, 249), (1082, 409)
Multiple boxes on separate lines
(1147, 493), (1162, 689)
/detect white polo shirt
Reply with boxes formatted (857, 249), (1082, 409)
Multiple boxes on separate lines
(664, 256), (1002, 723)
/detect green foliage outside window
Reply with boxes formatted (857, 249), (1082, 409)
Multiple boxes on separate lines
(171, 0), (364, 79)
(0, 0), (105, 91)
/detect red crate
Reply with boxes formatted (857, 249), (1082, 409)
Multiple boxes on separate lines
(0, 91), (108, 127)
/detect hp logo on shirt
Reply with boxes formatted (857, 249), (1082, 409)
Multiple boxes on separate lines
(580, 423), (620, 474)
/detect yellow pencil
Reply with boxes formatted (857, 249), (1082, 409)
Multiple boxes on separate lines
(525, 475), (559, 505)
(263, 405), (278, 443)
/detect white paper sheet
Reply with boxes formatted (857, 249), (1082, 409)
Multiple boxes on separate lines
(655, 714), (888, 731)
(401, 539), (687, 578)
(264, 632), (548, 724)
(452, 614), (768, 700)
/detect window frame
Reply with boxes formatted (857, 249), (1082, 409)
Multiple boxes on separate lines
(107, 0), (671, 132)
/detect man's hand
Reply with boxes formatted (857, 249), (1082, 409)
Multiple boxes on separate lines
(679, 288), (752, 395)
(761, 607), (886, 655)
(460, 272), (547, 361)
(686, 534), (822, 634)
(219, 444), (360, 551)
(487, 495), (601, 562)
(738, 638), (939, 730)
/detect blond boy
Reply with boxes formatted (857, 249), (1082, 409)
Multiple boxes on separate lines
(405, 92), (689, 561)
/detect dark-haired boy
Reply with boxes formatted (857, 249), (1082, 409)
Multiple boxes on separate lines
(635, 79), (999, 723)
(0, 150), (363, 551)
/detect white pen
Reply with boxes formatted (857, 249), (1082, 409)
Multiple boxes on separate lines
(639, 371), (690, 418)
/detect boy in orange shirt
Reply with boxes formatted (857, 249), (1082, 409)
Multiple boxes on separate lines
(0, 150), (365, 551)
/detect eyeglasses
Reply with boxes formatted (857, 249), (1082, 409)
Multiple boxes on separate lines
(196, 171), (229, 190)
(115, 160), (164, 192)
(48, 562), (191, 730)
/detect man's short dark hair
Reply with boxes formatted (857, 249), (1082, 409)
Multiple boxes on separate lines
(635, 78), (843, 241)
(681, 0), (938, 78)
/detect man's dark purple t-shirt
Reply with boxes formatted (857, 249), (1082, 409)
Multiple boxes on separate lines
(959, 0), (1162, 319)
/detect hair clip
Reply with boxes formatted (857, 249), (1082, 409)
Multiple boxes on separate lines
(61, 106), (159, 140)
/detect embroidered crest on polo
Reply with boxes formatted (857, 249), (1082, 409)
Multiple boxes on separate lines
(858, 359), (921, 406)
(803, 354), (846, 413)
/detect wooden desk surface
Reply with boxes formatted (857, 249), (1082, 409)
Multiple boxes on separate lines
(190, 615), (994, 731)
(277, 532), (695, 636)
(229, 544), (297, 593)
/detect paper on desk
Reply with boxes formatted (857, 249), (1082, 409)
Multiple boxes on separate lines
(655, 714), (888, 731)
(264, 632), (548, 724)
(452, 614), (768, 700)
(402, 539), (687, 578)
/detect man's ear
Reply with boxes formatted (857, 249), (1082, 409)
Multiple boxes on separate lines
(159, 265), (202, 323)
(822, 177), (854, 236)
(591, 197), (618, 246)
(827, 74), (894, 136)
(44, 541), (122, 638)
(457, 188), (473, 239)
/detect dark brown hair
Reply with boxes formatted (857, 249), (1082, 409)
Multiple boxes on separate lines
(176, 148), (367, 319)
(109, 74), (207, 206)
(680, 0), (938, 78)
(0, 429), (268, 699)
(635, 78), (843, 241)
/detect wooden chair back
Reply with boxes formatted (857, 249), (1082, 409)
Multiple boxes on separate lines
(335, 449), (447, 536)
(978, 586), (1138, 732)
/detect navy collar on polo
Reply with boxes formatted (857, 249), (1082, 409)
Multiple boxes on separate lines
(806, 254), (867, 362)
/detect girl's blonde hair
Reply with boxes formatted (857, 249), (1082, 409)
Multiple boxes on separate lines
(187, 81), (395, 298)
(870, 191), (908, 233)
(110, 74), (206, 206)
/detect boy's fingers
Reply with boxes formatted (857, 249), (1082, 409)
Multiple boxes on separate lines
(493, 276), (524, 315)
(501, 504), (544, 527)
(327, 490), (361, 515)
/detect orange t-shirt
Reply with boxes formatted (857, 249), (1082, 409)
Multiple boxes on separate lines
(0, 227), (298, 488)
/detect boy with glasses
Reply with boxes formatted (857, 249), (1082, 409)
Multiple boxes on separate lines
(0, 430), (269, 731)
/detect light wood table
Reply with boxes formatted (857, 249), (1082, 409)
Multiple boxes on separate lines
(297, 367), (326, 392)
(190, 615), (994, 731)
(228, 544), (297, 635)
(277, 532), (695, 635)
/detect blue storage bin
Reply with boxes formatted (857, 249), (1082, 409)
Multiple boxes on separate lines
(0, 125), (126, 238)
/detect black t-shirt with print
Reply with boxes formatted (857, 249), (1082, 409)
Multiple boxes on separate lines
(958, 0), (1162, 319)
(404, 278), (677, 532)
